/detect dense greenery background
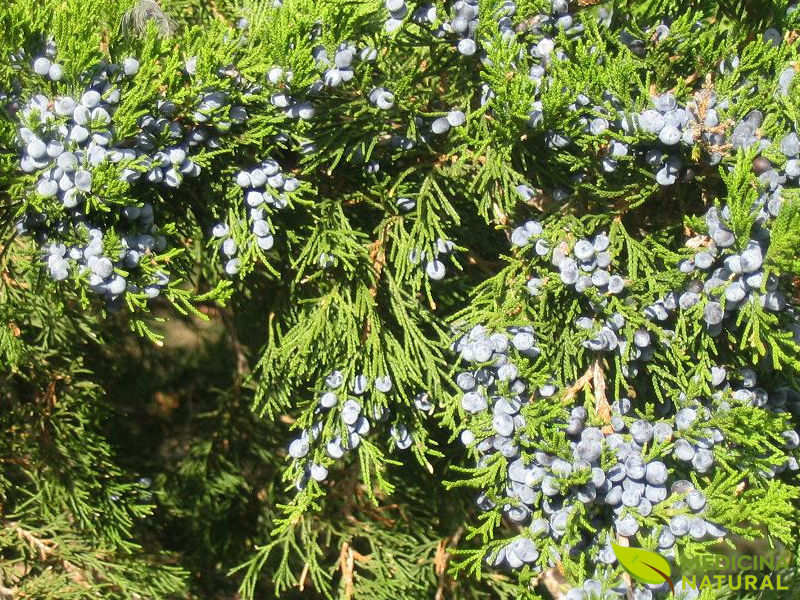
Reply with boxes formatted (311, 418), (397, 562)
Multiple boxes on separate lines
(1, 0), (799, 599)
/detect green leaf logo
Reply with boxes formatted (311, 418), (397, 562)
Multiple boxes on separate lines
(612, 542), (675, 593)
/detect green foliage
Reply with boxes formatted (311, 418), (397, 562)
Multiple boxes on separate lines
(1, 0), (800, 599)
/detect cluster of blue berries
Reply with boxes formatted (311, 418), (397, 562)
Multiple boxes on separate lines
(384, 0), (414, 33)
(384, 0), (583, 67)
(599, 17), (800, 186)
(286, 371), (428, 490)
(13, 50), (183, 306)
(708, 367), (800, 477)
(453, 319), (800, 595)
(122, 102), (208, 187)
(211, 222), (240, 276)
(618, 18), (672, 57)
(409, 238), (456, 281)
(552, 232), (626, 295)
(428, 109), (466, 136)
(6, 38), (64, 85)
(510, 221), (661, 377)
(450, 325), (761, 592)
(121, 68), (247, 189)
(14, 44), (257, 305)
(575, 315), (657, 380)
(442, 0), (481, 57)
(43, 206), (170, 309)
(522, 0), (584, 69)
(579, 89), (716, 186)
(30, 39), (64, 81)
(368, 86), (395, 110)
(409, 3), (437, 27)
(268, 68), (313, 120)
(581, 73), (800, 189)
(671, 202), (784, 334)
(512, 222), (626, 297)
(311, 41), (376, 96)
(211, 157), (300, 275)
(396, 111), (468, 149)
(18, 69), (131, 204)
(564, 573), (699, 600)
(313, 44), (351, 88)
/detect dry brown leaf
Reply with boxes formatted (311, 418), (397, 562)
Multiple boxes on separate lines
(593, 360), (611, 425)
(339, 542), (355, 600)
(536, 567), (568, 599)
(434, 527), (463, 600)
(207, 0), (231, 25)
(99, 28), (109, 54)
(685, 235), (712, 249)
(150, 391), (179, 418)
(367, 238), (387, 298)
(298, 563), (309, 591)
(561, 365), (594, 404)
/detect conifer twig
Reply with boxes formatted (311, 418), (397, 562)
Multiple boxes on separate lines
(206, 0), (231, 26)
(434, 526), (463, 600)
